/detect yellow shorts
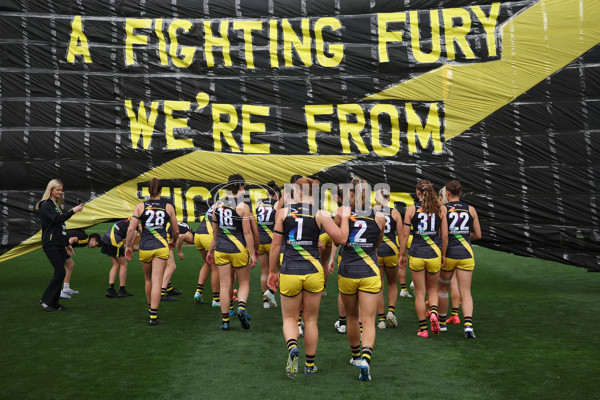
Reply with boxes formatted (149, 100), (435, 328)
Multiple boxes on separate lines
(279, 272), (324, 297)
(319, 232), (332, 247)
(194, 233), (212, 251)
(139, 247), (170, 263)
(215, 250), (249, 268)
(443, 257), (475, 272)
(378, 254), (399, 268)
(407, 235), (413, 249)
(258, 243), (271, 255)
(409, 256), (442, 274)
(338, 274), (381, 295)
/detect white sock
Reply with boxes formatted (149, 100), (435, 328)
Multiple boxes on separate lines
(64, 282), (70, 290)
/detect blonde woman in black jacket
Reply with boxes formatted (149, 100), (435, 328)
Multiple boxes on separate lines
(37, 179), (83, 311)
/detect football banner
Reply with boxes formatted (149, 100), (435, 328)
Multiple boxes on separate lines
(0, 0), (599, 270)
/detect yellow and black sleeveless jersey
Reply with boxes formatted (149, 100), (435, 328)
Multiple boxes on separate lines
(256, 197), (277, 245)
(281, 203), (321, 275)
(101, 218), (130, 247)
(409, 201), (442, 259)
(377, 206), (399, 257)
(66, 229), (90, 247)
(339, 208), (381, 279)
(215, 198), (246, 253)
(167, 222), (190, 241)
(445, 201), (474, 259)
(139, 199), (170, 251)
(196, 205), (214, 235)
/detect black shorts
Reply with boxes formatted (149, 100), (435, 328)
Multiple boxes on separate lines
(101, 242), (124, 258)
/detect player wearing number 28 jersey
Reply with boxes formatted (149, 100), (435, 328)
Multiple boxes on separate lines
(125, 178), (179, 326)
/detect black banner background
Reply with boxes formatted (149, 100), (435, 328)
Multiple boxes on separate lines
(0, 0), (599, 270)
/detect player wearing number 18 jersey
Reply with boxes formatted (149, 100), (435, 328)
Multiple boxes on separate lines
(125, 178), (179, 326)
(399, 179), (448, 338)
(207, 174), (258, 331)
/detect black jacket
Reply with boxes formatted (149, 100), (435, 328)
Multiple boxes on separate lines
(39, 199), (74, 249)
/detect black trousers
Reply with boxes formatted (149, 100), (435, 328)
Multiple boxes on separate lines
(41, 246), (67, 307)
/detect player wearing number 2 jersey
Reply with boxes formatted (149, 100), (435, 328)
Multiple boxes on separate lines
(267, 177), (349, 378)
(438, 180), (481, 338)
(125, 178), (179, 326)
(335, 177), (385, 382)
(207, 174), (258, 331)
(399, 179), (448, 338)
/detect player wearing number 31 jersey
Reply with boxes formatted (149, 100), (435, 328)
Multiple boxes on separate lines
(399, 179), (448, 339)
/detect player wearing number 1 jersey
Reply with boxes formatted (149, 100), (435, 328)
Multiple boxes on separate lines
(256, 181), (280, 309)
(125, 178), (179, 326)
(268, 177), (349, 378)
(439, 180), (481, 338)
(399, 180), (448, 338)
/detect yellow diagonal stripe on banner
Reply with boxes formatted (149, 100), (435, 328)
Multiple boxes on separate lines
(365, 0), (600, 140)
(1, 152), (354, 262)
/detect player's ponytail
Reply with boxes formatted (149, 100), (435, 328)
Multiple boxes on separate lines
(417, 179), (439, 214)
(227, 174), (245, 195)
(266, 180), (280, 199)
(149, 178), (162, 198)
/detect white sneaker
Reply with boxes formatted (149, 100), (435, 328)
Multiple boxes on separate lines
(321, 289), (327, 296)
(263, 290), (278, 308)
(60, 291), (71, 299)
(211, 300), (220, 307)
(400, 289), (412, 298)
(409, 281), (415, 295)
(377, 320), (387, 329)
(62, 288), (79, 295)
(358, 359), (371, 381)
(263, 302), (270, 309)
(465, 326), (476, 339)
(386, 311), (398, 327)
(194, 292), (203, 303)
(298, 323), (304, 337)
(334, 320), (347, 334)
(349, 357), (361, 367)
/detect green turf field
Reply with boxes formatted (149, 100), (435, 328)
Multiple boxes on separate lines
(3, 227), (599, 399)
